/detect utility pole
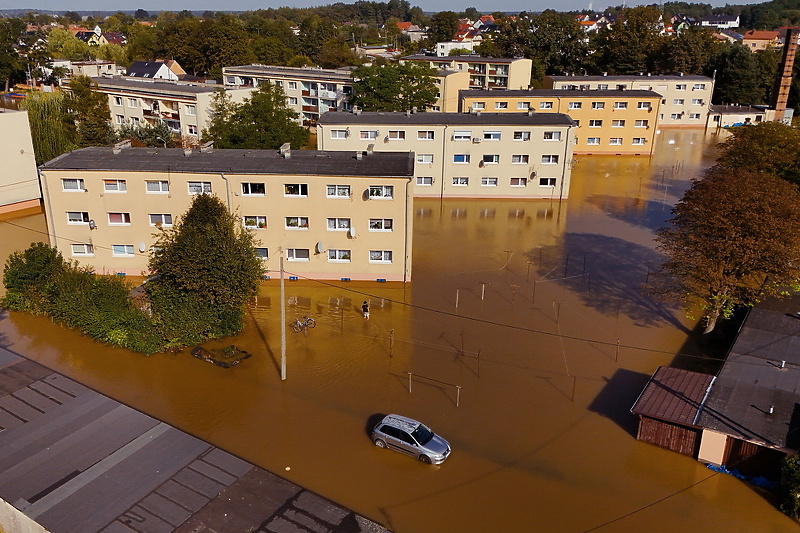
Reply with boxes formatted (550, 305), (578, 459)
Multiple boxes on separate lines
(280, 256), (286, 381)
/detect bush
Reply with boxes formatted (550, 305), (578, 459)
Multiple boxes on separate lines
(781, 454), (800, 518)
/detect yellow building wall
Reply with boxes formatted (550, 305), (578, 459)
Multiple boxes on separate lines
(0, 110), (41, 213)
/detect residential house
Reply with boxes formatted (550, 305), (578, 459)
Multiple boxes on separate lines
(706, 104), (773, 128)
(38, 146), (415, 281)
(0, 110), (40, 215)
(575, 13), (615, 33)
(437, 40), (478, 57)
(69, 60), (123, 78)
(402, 55), (533, 91)
(126, 61), (179, 81)
(700, 15), (740, 29)
(431, 69), (471, 112)
(671, 14), (698, 34)
(742, 30), (781, 51)
(396, 21), (426, 42)
(714, 29), (744, 44)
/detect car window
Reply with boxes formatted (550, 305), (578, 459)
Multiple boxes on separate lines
(412, 424), (434, 445)
(398, 430), (416, 445)
(381, 425), (399, 439)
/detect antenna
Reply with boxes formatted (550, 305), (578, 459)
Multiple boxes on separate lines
(348, 227), (357, 238)
(315, 242), (324, 253)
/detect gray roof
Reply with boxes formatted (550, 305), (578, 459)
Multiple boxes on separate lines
(460, 89), (662, 98)
(317, 111), (575, 126)
(403, 54), (522, 64)
(223, 65), (353, 83)
(90, 77), (223, 96)
(40, 147), (414, 178)
(549, 74), (713, 82)
(696, 297), (800, 449)
(710, 104), (767, 115)
(126, 61), (166, 78)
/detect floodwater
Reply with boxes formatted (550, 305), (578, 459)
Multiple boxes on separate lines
(1, 129), (797, 532)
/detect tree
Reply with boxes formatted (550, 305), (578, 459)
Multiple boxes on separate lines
(46, 28), (91, 61)
(66, 75), (113, 147)
(427, 11), (460, 44)
(350, 62), (438, 112)
(589, 6), (667, 75)
(317, 38), (360, 69)
(21, 91), (77, 165)
(63, 11), (82, 23)
(651, 168), (800, 334)
(135, 9), (150, 20)
(0, 20), (23, 91)
(715, 122), (800, 186)
(659, 27), (720, 75)
(711, 44), (762, 105)
(116, 122), (176, 147)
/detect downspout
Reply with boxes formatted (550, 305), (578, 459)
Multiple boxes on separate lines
(558, 123), (572, 202)
(439, 124), (448, 205)
(404, 176), (412, 282)
(219, 172), (231, 212)
(39, 170), (57, 249)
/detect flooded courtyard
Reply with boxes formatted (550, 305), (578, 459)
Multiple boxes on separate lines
(0, 129), (797, 531)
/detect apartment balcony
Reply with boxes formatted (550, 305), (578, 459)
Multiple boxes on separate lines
(319, 89), (337, 99)
(143, 109), (157, 117)
(302, 105), (319, 113)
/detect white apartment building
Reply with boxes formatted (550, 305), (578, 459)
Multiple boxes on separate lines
(0, 110), (40, 215)
(402, 55), (533, 91)
(317, 111), (576, 200)
(545, 74), (715, 128)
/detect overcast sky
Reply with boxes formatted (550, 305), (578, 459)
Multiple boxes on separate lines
(4, 0), (758, 13)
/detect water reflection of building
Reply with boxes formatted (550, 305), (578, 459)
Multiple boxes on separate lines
(0, 110), (41, 216)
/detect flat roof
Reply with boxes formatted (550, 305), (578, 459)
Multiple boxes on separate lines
(223, 65), (353, 82)
(318, 111), (575, 126)
(631, 366), (714, 426)
(403, 54), (523, 64)
(41, 147), (414, 178)
(548, 74), (713, 82)
(90, 77), (224, 95)
(710, 104), (769, 115)
(460, 89), (662, 98)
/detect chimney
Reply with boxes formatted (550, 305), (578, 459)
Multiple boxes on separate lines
(772, 27), (798, 122)
(112, 139), (131, 154)
(200, 141), (214, 153)
(527, 109), (535, 116)
(356, 151), (363, 160)
(279, 142), (291, 158)
(353, 107), (362, 115)
(367, 143), (374, 155)
(183, 147), (192, 156)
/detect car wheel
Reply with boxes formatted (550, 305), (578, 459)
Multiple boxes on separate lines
(374, 439), (386, 448)
(419, 454), (431, 464)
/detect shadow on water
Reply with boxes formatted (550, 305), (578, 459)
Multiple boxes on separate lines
(365, 413), (387, 438)
(587, 368), (651, 438)
(585, 195), (677, 232)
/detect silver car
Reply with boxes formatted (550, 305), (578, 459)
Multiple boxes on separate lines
(371, 414), (451, 464)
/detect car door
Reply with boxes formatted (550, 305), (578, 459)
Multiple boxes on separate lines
(395, 429), (419, 456)
(381, 426), (409, 454)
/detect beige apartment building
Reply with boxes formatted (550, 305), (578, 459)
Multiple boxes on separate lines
(402, 55), (533, 93)
(317, 111), (575, 200)
(0, 110), (41, 215)
(39, 146), (415, 281)
(89, 77), (252, 139)
(459, 89), (661, 155)
(544, 75), (714, 128)
(432, 70), (471, 112)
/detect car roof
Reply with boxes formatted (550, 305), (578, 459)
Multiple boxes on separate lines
(380, 414), (422, 433)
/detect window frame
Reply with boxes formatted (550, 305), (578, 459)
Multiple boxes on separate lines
(188, 181), (212, 195)
(285, 216), (309, 229)
(328, 249), (351, 262)
(241, 182), (266, 196)
(369, 250), (393, 263)
(369, 218), (393, 231)
(243, 215), (268, 229)
(368, 185), (394, 199)
(149, 213), (173, 227)
(284, 183), (309, 197)
(327, 217), (351, 231)
(112, 244), (135, 257)
(287, 248), (310, 262)
(103, 179), (127, 193)
(71, 243), (94, 256)
(481, 177), (498, 187)
(66, 211), (90, 224)
(326, 184), (350, 198)
(107, 212), (131, 226)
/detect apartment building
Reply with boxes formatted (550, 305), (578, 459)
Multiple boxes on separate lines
(39, 146), (415, 281)
(544, 75), (714, 128)
(317, 111), (575, 200)
(222, 65), (354, 125)
(459, 89), (661, 155)
(90, 77), (253, 139)
(402, 55), (533, 92)
(433, 70), (471, 112)
(0, 110), (40, 215)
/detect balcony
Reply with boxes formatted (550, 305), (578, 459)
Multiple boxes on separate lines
(143, 109), (157, 117)
(302, 105), (319, 113)
(301, 90), (310, 96)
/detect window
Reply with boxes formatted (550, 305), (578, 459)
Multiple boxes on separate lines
(589, 120), (603, 127)
(511, 155), (529, 164)
(285, 216), (309, 229)
(113, 96), (122, 106)
(482, 154), (499, 164)
(670, 113), (681, 120)
(693, 83), (706, 90)
(616, 84), (627, 90)
(331, 129), (348, 139)
(112, 244), (134, 257)
(495, 101), (508, 109)
(186, 105), (196, 116)
(187, 125), (198, 135)
(517, 101), (530, 110)
(128, 98), (138, 108)
(614, 101), (628, 109)
(369, 185), (393, 199)
(104, 179), (127, 192)
(108, 212), (131, 225)
(369, 218), (393, 231)
(288, 81), (297, 90)
(452, 177), (469, 186)
(514, 131), (531, 141)
(543, 131), (561, 141)
(418, 130), (434, 140)
(673, 99), (685, 105)
(326, 184), (350, 197)
(471, 102), (485, 110)
(587, 137), (600, 145)
(632, 138), (646, 145)
(130, 117), (140, 126)
(62, 178), (85, 191)
(637, 102), (651, 110)
(481, 177), (498, 186)
(689, 113), (701, 120)
(612, 120), (625, 127)
(67, 211), (89, 224)
(480, 208), (496, 218)
(483, 131), (501, 141)
(568, 102), (582, 109)
(510, 177), (527, 187)
(149, 214), (173, 227)
(416, 176), (433, 186)
(146, 180), (169, 193)
(453, 154), (470, 164)
(284, 183), (308, 196)
(242, 182), (265, 196)
(541, 155), (559, 164)
(598, 84), (609, 90)
(287, 248), (310, 261)
(388, 130), (405, 140)
(539, 102), (553, 109)
(692, 99), (704, 105)
(288, 97), (298, 105)
(609, 138), (622, 145)
(453, 130), (471, 141)
(592, 102), (605, 109)
(188, 181), (212, 194)
(327, 217), (350, 231)
(417, 154), (434, 164)
(369, 250), (393, 263)
(635, 119), (649, 128)
(360, 130), (378, 139)
(539, 177), (557, 187)
(71, 244), (94, 256)
(328, 249), (351, 262)
(116, 115), (125, 124)
(244, 215), (267, 229)
(255, 248), (269, 260)
(676, 84), (687, 90)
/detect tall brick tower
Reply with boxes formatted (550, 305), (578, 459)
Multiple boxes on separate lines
(771, 27), (799, 122)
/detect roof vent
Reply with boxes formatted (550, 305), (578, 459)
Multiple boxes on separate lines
(112, 139), (131, 154)
(353, 107), (362, 115)
(183, 147), (192, 156)
(356, 151), (363, 160)
(527, 109), (535, 116)
(200, 141), (214, 153)
(279, 142), (291, 158)
(367, 143), (374, 155)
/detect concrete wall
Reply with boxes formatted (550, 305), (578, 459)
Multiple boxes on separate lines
(0, 110), (41, 214)
(0, 498), (49, 533)
(698, 429), (728, 465)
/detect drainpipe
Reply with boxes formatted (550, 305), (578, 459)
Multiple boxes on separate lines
(219, 172), (231, 212)
(558, 124), (572, 202)
(39, 171), (57, 249)
(404, 176), (412, 282)
(439, 125), (448, 205)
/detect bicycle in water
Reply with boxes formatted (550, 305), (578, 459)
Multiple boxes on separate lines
(291, 315), (316, 333)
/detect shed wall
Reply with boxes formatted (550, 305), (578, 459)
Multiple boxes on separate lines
(637, 416), (701, 457)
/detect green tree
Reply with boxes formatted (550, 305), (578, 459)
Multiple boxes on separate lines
(2, 242), (66, 312)
(715, 122), (800, 186)
(590, 6), (667, 74)
(711, 44), (762, 105)
(317, 38), (360, 69)
(46, 28), (91, 61)
(66, 75), (113, 147)
(651, 167), (800, 334)
(0, 19), (24, 91)
(20, 91), (77, 165)
(660, 27), (720, 75)
(63, 11), (82, 23)
(427, 11), (460, 44)
(116, 121), (176, 147)
(350, 62), (438, 111)
(298, 15), (337, 62)
(135, 9), (150, 20)
(780, 454), (800, 518)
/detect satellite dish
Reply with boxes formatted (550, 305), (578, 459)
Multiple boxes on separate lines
(88, 219), (96, 230)
(348, 227), (356, 238)
(138, 242), (147, 253)
(315, 242), (324, 253)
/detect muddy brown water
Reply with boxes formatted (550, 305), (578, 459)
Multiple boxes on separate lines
(1, 129), (796, 532)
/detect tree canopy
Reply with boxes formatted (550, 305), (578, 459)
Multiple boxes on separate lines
(350, 62), (438, 112)
(66, 75), (114, 147)
(715, 121), (800, 186)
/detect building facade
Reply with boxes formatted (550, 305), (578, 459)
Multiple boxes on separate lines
(317, 111), (575, 200)
(39, 147), (415, 281)
(459, 89), (661, 155)
(401, 55), (533, 91)
(544, 75), (714, 128)
(0, 110), (40, 215)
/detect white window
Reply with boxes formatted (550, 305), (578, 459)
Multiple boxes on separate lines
(388, 130), (405, 140)
(452, 177), (469, 186)
(692, 99), (704, 105)
(589, 120), (602, 127)
(327, 217), (351, 231)
(609, 138), (622, 145)
(689, 113), (701, 120)
(481, 177), (498, 186)
(514, 131), (531, 141)
(511, 155), (529, 164)
(614, 101), (628, 109)
(275, 80), (283, 88)
(328, 249), (351, 262)
(632, 138), (646, 145)
(188, 181), (212, 194)
(71, 243), (94, 256)
(568, 102), (582, 109)
(285, 216), (309, 229)
(244, 215), (267, 229)
(517, 101), (530, 110)
(430, 106), (440, 111)
(149, 213), (173, 227)
(108, 212), (131, 225)
(453, 154), (470, 164)
(369, 250), (393, 263)
(288, 81), (297, 90)
(128, 98), (138, 108)
(539, 177), (557, 187)
(369, 218), (393, 231)
(112, 244), (135, 257)
(284, 183), (308, 196)
(495, 101), (508, 109)
(587, 137), (600, 145)
(369, 185), (393, 199)
(543, 131), (561, 141)
(242, 182), (265, 196)
(483, 131), (501, 141)
(453, 130), (471, 141)
(542, 155), (559, 164)
(598, 84), (609, 90)
(187, 124), (198, 135)
(539, 101), (553, 109)
(67, 211), (89, 224)
(130, 117), (140, 127)
(418, 130), (434, 140)
(113, 96), (122, 106)
(288, 97), (298, 105)
(635, 119), (649, 128)
(331, 129), (348, 139)
(676, 84), (687, 90)
(612, 120), (625, 127)
(510, 177), (527, 187)
(673, 99), (685, 105)
(670, 113), (681, 120)
(186, 104), (196, 116)
(326, 184), (350, 197)
(472, 102), (485, 110)
(103, 179), (126, 192)
(116, 115), (125, 124)
(417, 154), (434, 164)
(482, 154), (499, 164)
(360, 130), (378, 140)
(693, 83), (706, 90)
(592, 102), (605, 109)
(637, 102), (651, 110)
(416, 177), (433, 186)
(255, 248), (269, 260)
(287, 248), (310, 261)
(146, 180), (169, 193)
(616, 84), (627, 90)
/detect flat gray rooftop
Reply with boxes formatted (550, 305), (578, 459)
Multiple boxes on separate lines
(224, 65), (353, 83)
(548, 74), (713, 82)
(89, 77), (224, 96)
(318, 111), (575, 126)
(460, 89), (662, 98)
(402, 54), (522, 64)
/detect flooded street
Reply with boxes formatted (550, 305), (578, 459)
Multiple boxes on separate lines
(1, 129), (797, 531)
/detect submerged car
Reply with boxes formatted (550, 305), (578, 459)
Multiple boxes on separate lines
(371, 414), (451, 464)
